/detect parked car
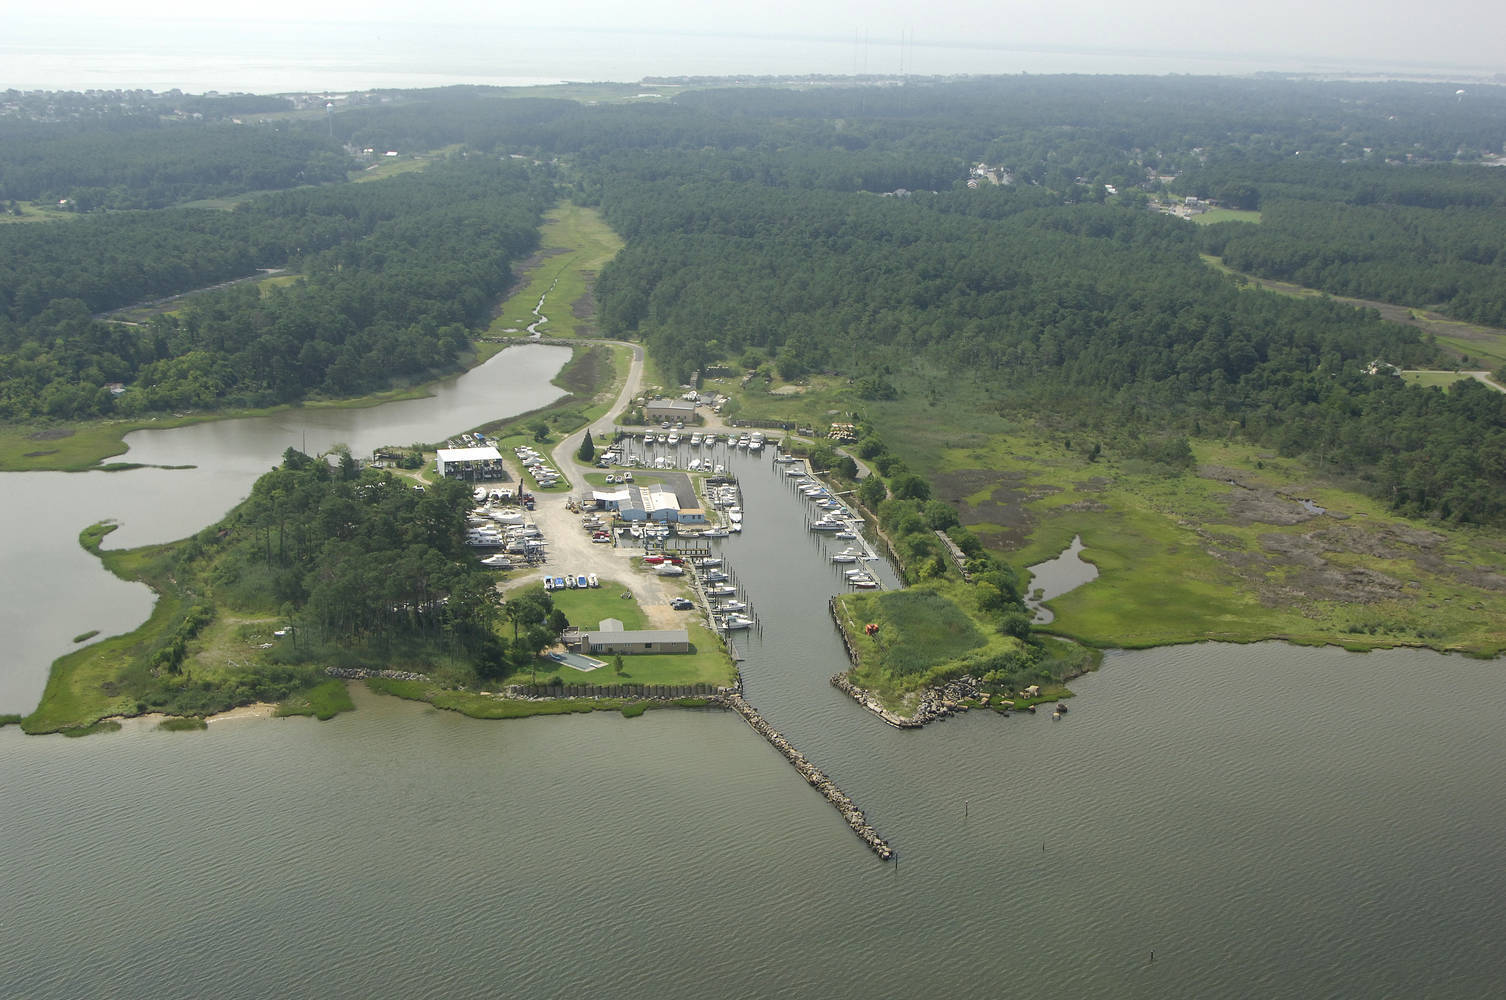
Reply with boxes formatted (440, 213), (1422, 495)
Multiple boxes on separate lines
(669, 598), (694, 610)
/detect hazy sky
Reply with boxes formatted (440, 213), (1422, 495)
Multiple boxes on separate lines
(41, 0), (1504, 67)
(10, 1), (1505, 91)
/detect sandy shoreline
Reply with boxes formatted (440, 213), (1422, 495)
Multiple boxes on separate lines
(206, 702), (278, 722)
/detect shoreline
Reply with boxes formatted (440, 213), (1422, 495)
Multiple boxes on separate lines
(0, 339), (563, 474)
(206, 702), (278, 723)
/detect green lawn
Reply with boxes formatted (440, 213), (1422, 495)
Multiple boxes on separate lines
(548, 578), (651, 630)
(1190, 208), (1263, 225)
(519, 579), (735, 688)
(1402, 371), (1479, 390)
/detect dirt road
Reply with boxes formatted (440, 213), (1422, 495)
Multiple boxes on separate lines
(496, 340), (694, 628)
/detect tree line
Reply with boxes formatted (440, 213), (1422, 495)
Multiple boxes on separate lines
(0, 156), (552, 418)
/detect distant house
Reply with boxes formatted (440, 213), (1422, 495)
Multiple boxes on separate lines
(580, 618), (690, 655)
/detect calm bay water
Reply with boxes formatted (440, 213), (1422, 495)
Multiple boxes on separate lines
(0, 344), (569, 713)
(3, 393), (1506, 998)
(5, 641), (1504, 998)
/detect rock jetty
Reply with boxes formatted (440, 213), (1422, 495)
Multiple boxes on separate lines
(726, 691), (894, 861)
(325, 667), (431, 682)
(829, 672), (978, 728)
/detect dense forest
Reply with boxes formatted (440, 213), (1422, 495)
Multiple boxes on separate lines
(6, 76), (1506, 525)
(581, 163), (1506, 524)
(0, 157), (552, 416)
(0, 93), (350, 209)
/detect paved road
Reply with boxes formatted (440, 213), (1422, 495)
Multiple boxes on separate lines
(551, 339), (644, 478)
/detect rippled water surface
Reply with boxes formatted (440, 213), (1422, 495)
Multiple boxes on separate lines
(5, 450), (1506, 999)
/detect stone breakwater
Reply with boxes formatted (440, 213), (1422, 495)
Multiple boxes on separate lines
(725, 691), (894, 861)
(324, 667), (431, 682)
(829, 673), (979, 728)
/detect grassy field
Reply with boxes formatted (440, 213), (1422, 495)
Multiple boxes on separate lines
(349, 146), (461, 184)
(834, 582), (1037, 710)
(1190, 208), (1263, 225)
(915, 425), (1506, 654)
(1203, 255), (1506, 369)
(0, 201), (79, 223)
(842, 588), (988, 677)
(486, 202), (625, 339)
(1402, 371), (1481, 390)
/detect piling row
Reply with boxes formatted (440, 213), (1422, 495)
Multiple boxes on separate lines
(725, 691), (894, 861)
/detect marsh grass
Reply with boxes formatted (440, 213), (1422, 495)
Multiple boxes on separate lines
(487, 202), (625, 339)
(61, 719), (122, 737)
(275, 679), (355, 720)
(157, 716), (209, 731)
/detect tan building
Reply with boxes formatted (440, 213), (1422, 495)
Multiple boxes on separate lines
(644, 398), (697, 423)
(580, 618), (690, 655)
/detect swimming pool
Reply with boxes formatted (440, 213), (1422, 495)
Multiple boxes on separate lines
(549, 651), (607, 671)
